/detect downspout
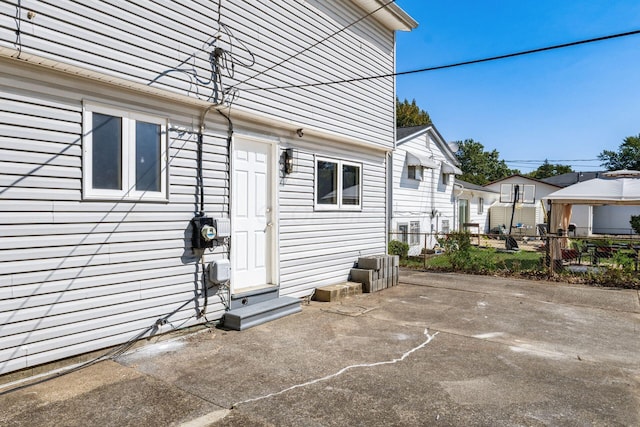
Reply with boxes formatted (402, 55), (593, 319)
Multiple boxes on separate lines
(388, 29), (397, 251)
(387, 150), (392, 249)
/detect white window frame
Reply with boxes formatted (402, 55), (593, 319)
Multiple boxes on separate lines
(398, 223), (409, 244)
(442, 173), (449, 185)
(314, 156), (362, 211)
(478, 197), (484, 214)
(408, 165), (422, 180)
(410, 221), (420, 245)
(82, 102), (168, 202)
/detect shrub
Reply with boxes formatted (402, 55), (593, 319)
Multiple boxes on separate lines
(388, 239), (409, 259)
(630, 215), (640, 234)
(441, 231), (472, 270)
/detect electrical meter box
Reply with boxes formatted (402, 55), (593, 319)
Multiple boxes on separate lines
(192, 215), (215, 249)
(209, 259), (231, 284)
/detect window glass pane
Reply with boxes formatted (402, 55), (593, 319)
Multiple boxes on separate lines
(317, 161), (337, 205)
(92, 112), (122, 190)
(523, 185), (535, 203)
(342, 164), (360, 205)
(408, 165), (416, 179)
(135, 121), (161, 192)
(399, 224), (408, 244)
(500, 184), (512, 203)
(410, 221), (420, 245)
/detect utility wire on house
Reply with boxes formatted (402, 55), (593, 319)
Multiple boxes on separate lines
(238, 28), (640, 92)
(225, 0), (397, 93)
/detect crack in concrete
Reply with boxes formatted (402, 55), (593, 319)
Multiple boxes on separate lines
(231, 329), (438, 409)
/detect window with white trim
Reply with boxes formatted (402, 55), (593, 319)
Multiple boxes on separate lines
(478, 197), (484, 214)
(442, 173), (449, 185)
(398, 223), (408, 244)
(315, 157), (361, 210)
(83, 103), (168, 201)
(410, 221), (420, 245)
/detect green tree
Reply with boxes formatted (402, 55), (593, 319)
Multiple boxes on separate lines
(598, 134), (640, 171)
(396, 97), (432, 127)
(454, 139), (519, 185)
(527, 159), (573, 179)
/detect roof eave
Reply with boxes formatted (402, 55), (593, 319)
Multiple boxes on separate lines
(352, 0), (418, 31)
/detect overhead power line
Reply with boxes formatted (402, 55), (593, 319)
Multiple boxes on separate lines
(504, 159), (599, 163)
(226, 0), (397, 92)
(240, 28), (640, 92)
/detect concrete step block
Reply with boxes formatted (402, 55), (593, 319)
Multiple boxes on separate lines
(357, 256), (383, 271)
(223, 296), (301, 331)
(350, 268), (373, 285)
(313, 282), (363, 302)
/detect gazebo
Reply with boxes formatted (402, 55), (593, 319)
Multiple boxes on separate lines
(543, 170), (640, 266)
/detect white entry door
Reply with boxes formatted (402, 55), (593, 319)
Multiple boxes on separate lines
(232, 138), (274, 292)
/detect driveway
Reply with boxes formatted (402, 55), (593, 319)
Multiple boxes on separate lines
(1, 271), (639, 426)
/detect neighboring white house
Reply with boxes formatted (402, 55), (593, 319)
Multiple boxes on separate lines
(454, 180), (500, 234)
(0, 1), (416, 375)
(484, 175), (561, 237)
(391, 125), (462, 253)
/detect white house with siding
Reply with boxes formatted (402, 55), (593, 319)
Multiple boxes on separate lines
(0, 1), (416, 375)
(454, 179), (500, 234)
(484, 175), (561, 237)
(391, 125), (462, 254)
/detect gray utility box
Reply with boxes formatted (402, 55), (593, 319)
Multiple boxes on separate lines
(209, 259), (231, 284)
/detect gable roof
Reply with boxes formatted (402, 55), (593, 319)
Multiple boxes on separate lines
(456, 179), (499, 194)
(396, 125), (431, 141)
(396, 124), (460, 167)
(485, 174), (562, 188)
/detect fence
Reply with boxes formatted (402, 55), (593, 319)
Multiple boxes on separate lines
(389, 230), (640, 284)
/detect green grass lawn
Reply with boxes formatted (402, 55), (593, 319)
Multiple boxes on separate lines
(403, 247), (544, 272)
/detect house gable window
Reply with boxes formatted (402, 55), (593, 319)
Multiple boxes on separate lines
(478, 197), (484, 214)
(83, 102), (167, 201)
(315, 157), (361, 210)
(408, 165), (422, 180)
(500, 184), (535, 204)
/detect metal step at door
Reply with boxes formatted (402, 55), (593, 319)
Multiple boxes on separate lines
(223, 296), (301, 331)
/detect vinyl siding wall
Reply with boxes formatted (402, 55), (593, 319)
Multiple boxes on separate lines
(0, 1), (399, 375)
(278, 140), (387, 297)
(392, 132), (457, 245)
(458, 192), (499, 234)
(485, 177), (559, 236)
(0, 66), (230, 374)
(0, 0), (395, 150)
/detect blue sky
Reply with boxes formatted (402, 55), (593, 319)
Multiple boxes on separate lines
(394, 0), (640, 173)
